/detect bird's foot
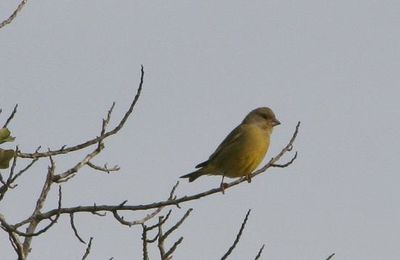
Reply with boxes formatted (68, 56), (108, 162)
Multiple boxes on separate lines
(219, 182), (229, 194)
(245, 174), (252, 183)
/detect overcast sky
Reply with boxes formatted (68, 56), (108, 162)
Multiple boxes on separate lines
(1, 1), (400, 259)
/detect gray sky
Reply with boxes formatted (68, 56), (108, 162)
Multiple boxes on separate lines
(1, 1), (400, 259)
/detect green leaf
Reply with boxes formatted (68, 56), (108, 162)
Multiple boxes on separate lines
(0, 149), (15, 169)
(0, 128), (15, 144)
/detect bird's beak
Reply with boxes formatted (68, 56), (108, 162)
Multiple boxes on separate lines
(273, 119), (281, 126)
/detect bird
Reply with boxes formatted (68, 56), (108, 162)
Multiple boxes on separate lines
(180, 107), (280, 183)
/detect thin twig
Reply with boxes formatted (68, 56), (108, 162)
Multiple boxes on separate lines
(112, 182), (180, 226)
(221, 209), (251, 260)
(87, 162), (120, 173)
(254, 244), (265, 260)
(271, 151), (297, 168)
(52, 143), (104, 183)
(70, 213), (86, 244)
(326, 253), (335, 260)
(0, 147), (19, 201)
(3, 104), (18, 128)
(10, 157), (38, 183)
(0, 216), (25, 259)
(146, 210), (172, 231)
(18, 66), (145, 159)
(0, 1), (27, 29)
(158, 209), (192, 259)
(165, 237), (184, 259)
(81, 237), (93, 260)
(162, 208), (192, 240)
(142, 224), (150, 260)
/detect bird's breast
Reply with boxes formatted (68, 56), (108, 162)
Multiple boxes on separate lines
(216, 125), (271, 177)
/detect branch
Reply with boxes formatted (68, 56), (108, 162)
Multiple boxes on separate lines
(0, 147), (39, 201)
(0, 215), (25, 259)
(141, 224), (150, 260)
(70, 213), (86, 244)
(141, 209), (190, 260)
(87, 162), (120, 173)
(0, 1), (27, 29)
(21, 159), (58, 255)
(221, 209), (251, 260)
(157, 209), (192, 260)
(16, 186), (62, 237)
(271, 151), (297, 168)
(254, 244), (265, 260)
(3, 104), (18, 128)
(161, 208), (192, 241)
(81, 237), (93, 260)
(18, 65), (144, 159)
(52, 143), (104, 183)
(112, 182), (179, 227)
(0, 146), (19, 201)
(14, 122), (299, 228)
(326, 253), (335, 260)
(165, 237), (183, 259)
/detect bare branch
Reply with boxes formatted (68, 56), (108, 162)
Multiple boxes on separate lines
(0, 146), (19, 201)
(101, 102), (115, 136)
(165, 237), (184, 259)
(113, 207), (163, 227)
(161, 208), (192, 241)
(254, 244), (265, 260)
(0, 215), (25, 259)
(115, 183), (179, 228)
(168, 181), (179, 201)
(271, 151), (297, 168)
(157, 216), (166, 259)
(52, 144), (104, 183)
(22, 161), (57, 255)
(10, 157), (38, 183)
(0, 185), (62, 247)
(146, 210), (172, 231)
(18, 66), (145, 159)
(87, 162), (120, 173)
(112, 182), (180, 227)
(81, 237), (93, 260)
(3, 104), (18, 128)
(0, 0), (27, 29)
(157, 209), (192, 259)
(221, 209), (251, 260)
(326, 253), (335, 260)
(13, 122), (299, 225)
(141, 209), (190, 260)
(18, 186), (62, 237)
(0, 149), (39, 201)
(70, 213), (86, 244)
(141, 224), (150, 260)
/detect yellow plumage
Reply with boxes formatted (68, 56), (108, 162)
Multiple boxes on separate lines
(181, 107), (280, 182)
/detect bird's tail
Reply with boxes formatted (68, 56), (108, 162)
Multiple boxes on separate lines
(180, 167), (211, 182)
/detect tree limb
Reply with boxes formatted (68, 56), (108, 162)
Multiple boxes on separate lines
(221, 209), (251, 260)
(18, 66), (144, 159)
(0, 1), (27, 29)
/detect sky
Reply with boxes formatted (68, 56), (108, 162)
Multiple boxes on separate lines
(1, 1), (400, 259)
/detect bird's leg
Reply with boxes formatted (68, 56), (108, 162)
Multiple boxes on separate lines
(245, 173), (252, 183)
(220, 175), (227, 194)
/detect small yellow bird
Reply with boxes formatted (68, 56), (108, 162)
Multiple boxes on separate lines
(180, 107), (280, 182)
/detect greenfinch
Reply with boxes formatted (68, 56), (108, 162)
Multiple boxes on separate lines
(180, 107), (280, 182)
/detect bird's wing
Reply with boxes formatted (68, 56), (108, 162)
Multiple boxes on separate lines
(195, 124), (244, 168)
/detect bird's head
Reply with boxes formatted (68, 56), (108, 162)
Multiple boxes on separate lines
(242, 107), (281, 128)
